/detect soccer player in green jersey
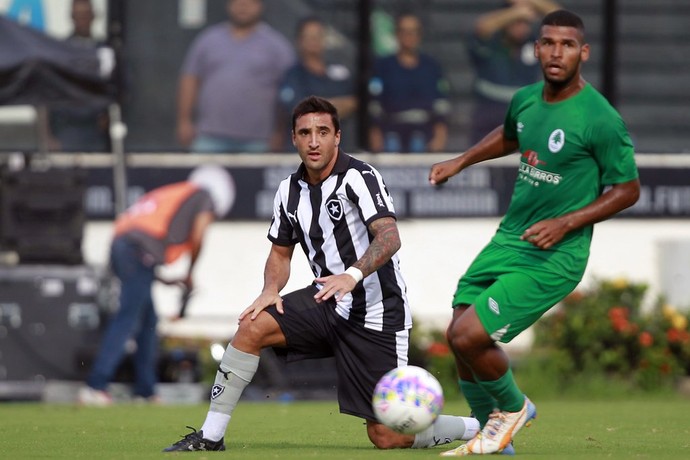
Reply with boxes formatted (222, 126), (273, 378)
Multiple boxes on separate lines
(429, 10), (640, 456)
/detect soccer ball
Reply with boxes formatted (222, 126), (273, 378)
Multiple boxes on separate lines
(372, 365), (444, 434)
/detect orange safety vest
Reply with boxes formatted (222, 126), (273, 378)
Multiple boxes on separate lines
(114, 182), (201, 264)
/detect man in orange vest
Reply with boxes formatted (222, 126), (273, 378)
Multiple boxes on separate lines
(78, 165), (234, 405)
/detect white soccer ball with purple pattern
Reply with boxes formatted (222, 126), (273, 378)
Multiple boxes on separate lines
(372, 365), (444, 434)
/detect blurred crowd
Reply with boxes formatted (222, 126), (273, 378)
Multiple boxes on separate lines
(3, 0), (559, 154)
(178, 0), (556, 154)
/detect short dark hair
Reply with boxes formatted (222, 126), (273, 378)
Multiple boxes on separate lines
(541, 9), (585, 34)
(292, 96), (340, 133)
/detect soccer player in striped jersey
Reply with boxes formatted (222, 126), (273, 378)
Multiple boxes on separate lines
(164, 96), (480, 452)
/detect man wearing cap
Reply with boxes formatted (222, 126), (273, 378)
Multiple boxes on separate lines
(78, 165), (234, 405)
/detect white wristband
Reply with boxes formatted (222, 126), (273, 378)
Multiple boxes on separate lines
(344, 266), (364, 283)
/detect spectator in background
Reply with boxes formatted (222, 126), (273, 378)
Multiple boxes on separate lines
(272, 16), (357, 152)
(368, 12), (450, 153)
(78, 165), (235, 406)
(467, 0), (560, 144)
(48, 0), (110, 152)
(177, 0), (295, 153)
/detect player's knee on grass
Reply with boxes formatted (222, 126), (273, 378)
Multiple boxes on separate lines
(366, 421), (413, 449)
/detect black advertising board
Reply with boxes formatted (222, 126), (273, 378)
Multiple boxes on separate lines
(29, 153), (690, 220)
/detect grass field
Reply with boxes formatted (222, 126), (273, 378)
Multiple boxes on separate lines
(2, 396), (689, 459)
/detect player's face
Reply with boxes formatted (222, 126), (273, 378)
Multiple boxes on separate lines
(536, 25), (589, 86)
(292, 112), (341, 184)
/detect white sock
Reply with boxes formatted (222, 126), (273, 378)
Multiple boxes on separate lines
(201, 411), (231, 442)
(200, 344), (259, 442)
(411, 415), (480, 448)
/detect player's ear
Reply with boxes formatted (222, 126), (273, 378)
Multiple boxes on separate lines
(580, 43), (590, 62)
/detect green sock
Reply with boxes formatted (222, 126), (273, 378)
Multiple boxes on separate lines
(459, 379), (497, 428)
(476, 369), (524, 413)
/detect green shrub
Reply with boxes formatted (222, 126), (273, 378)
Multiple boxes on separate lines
(533, 278), (690, 391)
(409, 278), (690, 398)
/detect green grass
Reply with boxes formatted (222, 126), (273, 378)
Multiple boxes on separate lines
(2, 397), (689, 459)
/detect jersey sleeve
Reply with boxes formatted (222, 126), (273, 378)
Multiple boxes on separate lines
(346, 165), (396, 226)
(590, 113), (639, 185)
(503, 97), (519, 141)
(267, 180), (298, 246)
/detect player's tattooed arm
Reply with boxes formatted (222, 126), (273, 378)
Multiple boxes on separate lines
(353, 217), (401, 277)
(313, 217), (400, 303)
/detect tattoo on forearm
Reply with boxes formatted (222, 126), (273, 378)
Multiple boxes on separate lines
(353, 218), (400, 277)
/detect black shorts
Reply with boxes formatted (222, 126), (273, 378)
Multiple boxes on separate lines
(265, 285), (409, 421)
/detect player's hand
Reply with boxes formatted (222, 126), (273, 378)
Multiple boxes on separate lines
(314, 273), (358, 303)
(429, 158), (461, 186)
(520, 217), (569, 249)
(239, 291), (283, 322)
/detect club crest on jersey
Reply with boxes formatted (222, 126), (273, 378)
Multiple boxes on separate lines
(211, 384), (225, 399)
(548, 129), (565, 153)
(326, 198), (343, 220)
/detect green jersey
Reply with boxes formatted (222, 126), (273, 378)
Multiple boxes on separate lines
(497, 82), (638, 276)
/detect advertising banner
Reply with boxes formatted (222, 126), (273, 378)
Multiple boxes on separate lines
(71, 155), (690, 220)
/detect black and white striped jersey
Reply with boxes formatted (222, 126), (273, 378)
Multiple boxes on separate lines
(268, 151), (412, 333)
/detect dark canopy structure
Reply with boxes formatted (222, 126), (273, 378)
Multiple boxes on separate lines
(0, 15), (113, 108)
(0, 15), (127, 214)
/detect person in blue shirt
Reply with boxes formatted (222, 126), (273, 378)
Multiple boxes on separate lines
(368, 12), (451, 153)
(467, 0), (560, 145)
(272, 16), (357, 152)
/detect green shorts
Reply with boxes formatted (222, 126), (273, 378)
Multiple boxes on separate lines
(453, 241), (582, 343)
